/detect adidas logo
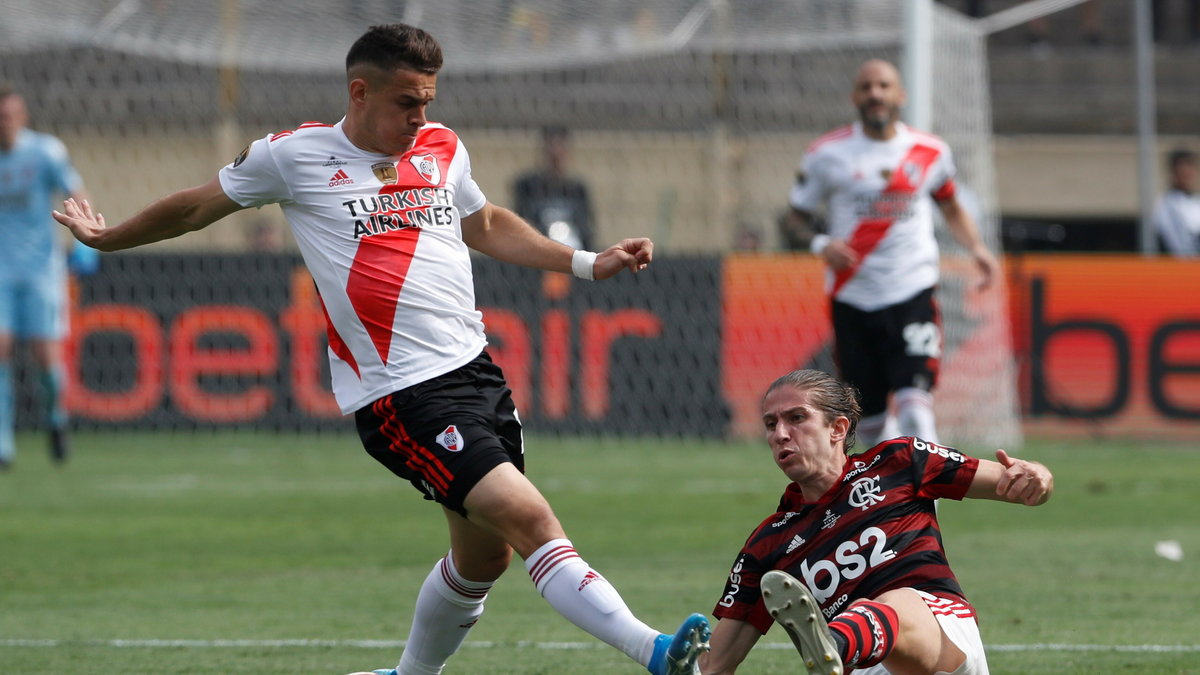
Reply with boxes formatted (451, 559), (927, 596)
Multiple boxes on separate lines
(578, 570), (601, 591)
(328, 169), (353, 187)
(785, 534), (806, 554)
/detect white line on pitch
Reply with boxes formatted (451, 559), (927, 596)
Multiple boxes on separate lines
(1, 639), (1198, 653)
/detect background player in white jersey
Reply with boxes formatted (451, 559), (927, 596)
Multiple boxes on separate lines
(699, 369), (1053, 675)
(779, 59), (1000, 448)
(0, 84), (95, 469)
(53, 23), (709, 675)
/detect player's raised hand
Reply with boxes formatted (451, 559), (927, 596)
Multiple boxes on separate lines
(53, 198), (107, 247)
(593, 237), (653, 280)
(993, 448), (1053, 506)
(971, 245), (1000, 292)
(820, 238), (859, 270)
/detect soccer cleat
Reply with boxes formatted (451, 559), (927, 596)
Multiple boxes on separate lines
(49, 428), (69, 465)
(648, 612), (711, 675)
(343, 670), (396, 675)
(761, 570), (843, 675)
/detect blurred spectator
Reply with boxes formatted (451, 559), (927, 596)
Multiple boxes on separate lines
(732, 222), (762, 252)
(957, 1), (1102, 49)
(1028, 1), (1102, 50)
(1153, 0), (1200, 44)
(512, 125), (594, 251)
(1153, 148), (1200, 257)
(248, 217), (284, 252)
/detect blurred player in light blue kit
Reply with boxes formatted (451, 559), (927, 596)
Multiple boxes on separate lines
(0, 84), (96, 469)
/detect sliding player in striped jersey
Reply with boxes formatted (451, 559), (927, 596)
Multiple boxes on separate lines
(54, 23), (709, 675)
(778, 59), (1000, 449)
(700, 370), (1052, 675)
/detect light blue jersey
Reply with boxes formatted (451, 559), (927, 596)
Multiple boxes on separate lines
(0, 128), (83, 282)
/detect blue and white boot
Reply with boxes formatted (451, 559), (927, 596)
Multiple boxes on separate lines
(648, 613), (712, 675)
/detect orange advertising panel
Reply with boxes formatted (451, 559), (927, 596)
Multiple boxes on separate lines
(722, 257), (831, 438)
(721, 256), (1017, 443)
(1009, 255), (1200, 438)
(723, 254), (1200, 441)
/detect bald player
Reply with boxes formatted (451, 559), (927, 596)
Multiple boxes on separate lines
(777, 59), (998, 449)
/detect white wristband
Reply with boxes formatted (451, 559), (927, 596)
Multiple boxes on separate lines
(810, 234), (831, 255)
(571, 249), (598, 280)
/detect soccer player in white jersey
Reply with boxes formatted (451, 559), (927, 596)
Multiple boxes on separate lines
(53, 24), (709, 675)
(779, 59), (1000, 448)
(0, 85), (95, 469)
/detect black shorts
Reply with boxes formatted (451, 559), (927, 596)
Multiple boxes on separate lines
(355, 351), (525, 517)
(831, 287), (941, 417)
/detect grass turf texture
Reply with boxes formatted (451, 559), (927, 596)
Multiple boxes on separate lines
(1, 432), (1196, 674)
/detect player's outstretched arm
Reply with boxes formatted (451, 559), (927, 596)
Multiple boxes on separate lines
(591, 237), (652, 279)
(53, 176), (243, 252)
(700, 618), (761, 674)
(965, 449), (1054, 506)
(939, 197), (998, 292)
(461, 201), (651, 279)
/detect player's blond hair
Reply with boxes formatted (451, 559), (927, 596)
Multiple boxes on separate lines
(765, 369), (863, 453)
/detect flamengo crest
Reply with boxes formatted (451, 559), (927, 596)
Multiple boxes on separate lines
(409, 153), (441, 185)
(848, 475), (886, 511)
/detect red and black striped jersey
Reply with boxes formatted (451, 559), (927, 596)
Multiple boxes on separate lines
(712, 436), (980, 634)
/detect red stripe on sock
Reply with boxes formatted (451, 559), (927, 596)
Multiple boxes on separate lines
(439, 558), (489, 600)
(528, 545), (580, 587)
(829, 600), (899, 668)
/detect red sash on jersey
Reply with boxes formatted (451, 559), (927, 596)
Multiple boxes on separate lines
(831, 143), (942, 297)
(340, 128), (459, 369)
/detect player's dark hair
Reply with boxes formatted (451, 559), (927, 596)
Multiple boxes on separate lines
(1168, 147), (1197, 171)
(766, 369), (863, 453)
(0, 83), (16, 100)
(346, 24), (443, 75)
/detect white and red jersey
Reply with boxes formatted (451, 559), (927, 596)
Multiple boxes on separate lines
(219, 119), (488, 414)
(790, 122), (958, 311)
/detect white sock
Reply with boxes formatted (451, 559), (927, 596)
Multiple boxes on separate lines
(398, 553), (492, 675)
(894, 387), (938, 444)
(525, 538), (659, 665)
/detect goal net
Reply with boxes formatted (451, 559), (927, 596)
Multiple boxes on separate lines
(0, 0), (1020, 448)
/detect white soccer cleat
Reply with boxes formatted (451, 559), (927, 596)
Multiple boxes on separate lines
(761, 570), (843, 675)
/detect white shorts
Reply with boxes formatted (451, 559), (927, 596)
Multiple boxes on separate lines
(853, 590), (989, 675)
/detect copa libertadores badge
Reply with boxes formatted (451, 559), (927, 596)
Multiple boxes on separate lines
(372, 161), (398, 185)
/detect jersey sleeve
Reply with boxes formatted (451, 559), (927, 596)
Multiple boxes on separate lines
(904, 437), (979, 501)
(218, 135), (293, 208)
(928, 144), (958, 203)
(787, 151), (829, 214)
(43, 136), (83, 195)
(711, 528), (775, 634)
(453, 139), (486, 218)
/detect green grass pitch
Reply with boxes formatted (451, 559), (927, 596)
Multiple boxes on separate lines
(1, 431), (1197, 674)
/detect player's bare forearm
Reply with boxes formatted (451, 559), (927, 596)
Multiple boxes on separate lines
(462, 202), (575, 272)
(780, 208), (819, 250)
(700, 619), (760, 674)
(965, 449), (1054, 506)
(940, 198), (998, 288)
(461, 202), (653, 280)
(53, 176), (242, 252)
(941, 198), (988, 257)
